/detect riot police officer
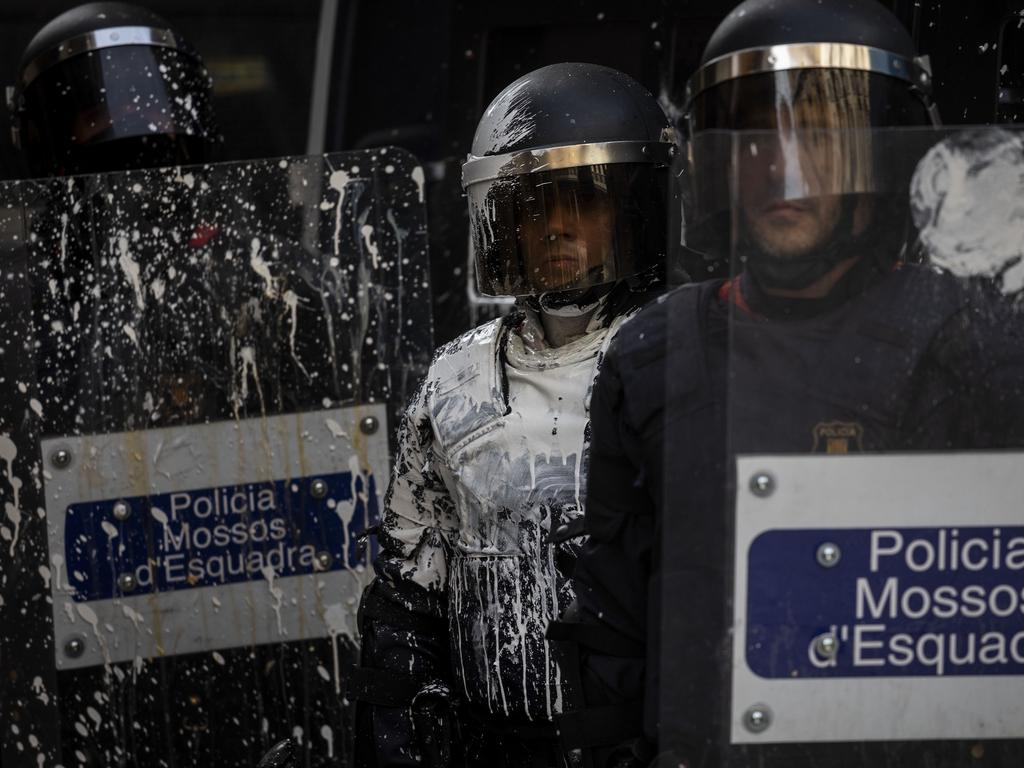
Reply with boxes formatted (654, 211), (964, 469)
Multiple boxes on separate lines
(9, 1), (221, 176)
(348, 62), (674, 767)
(560, 1), (1024, 766)
(4, 7), (330, 766)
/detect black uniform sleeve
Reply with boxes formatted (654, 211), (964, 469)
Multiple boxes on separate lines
(352, 381), (460, 768)
(558, 315), (664, 766)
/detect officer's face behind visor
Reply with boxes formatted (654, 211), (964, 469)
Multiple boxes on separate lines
(468, 163), (667, 297)
(688, 69), (929, 260)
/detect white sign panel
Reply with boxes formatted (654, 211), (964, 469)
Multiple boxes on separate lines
(732, 452), (1024, 744)
(42, 405), (388, 669)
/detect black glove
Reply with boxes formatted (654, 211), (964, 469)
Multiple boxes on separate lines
(410, 682), (458, 767)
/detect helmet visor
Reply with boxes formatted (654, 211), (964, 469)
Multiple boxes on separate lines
(468, 163), (669, 297)
(683, 70), (934, 238)
(19, 45), (220, 174)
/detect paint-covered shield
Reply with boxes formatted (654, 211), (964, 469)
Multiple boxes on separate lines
(0, 148), (432, 767)
(659, 124), (1024, 765)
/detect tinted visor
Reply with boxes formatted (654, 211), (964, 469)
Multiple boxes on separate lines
(691, 69), (932, 133)
(467, 163), (668, 297)
(683, 70), (933, 234)
(19, 45), (220, 175)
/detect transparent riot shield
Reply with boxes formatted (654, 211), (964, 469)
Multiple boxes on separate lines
(661, 125), (1024, 766)
(0, 148), (432, 768)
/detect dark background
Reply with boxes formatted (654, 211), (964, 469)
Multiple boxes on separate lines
(0, 0), (1021, 343)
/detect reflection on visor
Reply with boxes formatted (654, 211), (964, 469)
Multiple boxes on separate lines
(19, 45), (219, 174)
(468, 163), (668, 297)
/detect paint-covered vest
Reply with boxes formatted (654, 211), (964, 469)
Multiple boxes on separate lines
(423, 314), (624, 722)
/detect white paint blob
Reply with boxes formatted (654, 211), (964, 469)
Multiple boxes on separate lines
(912, 127), (1024, 294)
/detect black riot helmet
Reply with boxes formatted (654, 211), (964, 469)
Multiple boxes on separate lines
(462, 62), (675, 299)
(10, 2), (222, 177)
(681, 0), (941, 289)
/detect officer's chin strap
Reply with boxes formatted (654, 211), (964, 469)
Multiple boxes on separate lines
(528, 281), (615, 317)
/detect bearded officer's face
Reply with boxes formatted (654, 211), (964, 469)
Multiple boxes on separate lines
(739, 133), (847, 260)
(733, 72), (875, 260)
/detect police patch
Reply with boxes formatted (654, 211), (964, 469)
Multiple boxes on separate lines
(812, 421), (865, 453)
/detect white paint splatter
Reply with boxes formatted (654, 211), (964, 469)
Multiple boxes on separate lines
(321, 724), (334, 759)
(123, 323), (140, 350)
(0, 434), (21, 509)
(117, 236), (145, 309)
(150, 277), (166, 301)
(0, 434), (23, 557)
(249, 238), (277, 298)
(282, 290), (310, 379)
(360, 225), (381, 269)
(912, 127), (1024, 294)
(324, 603), (350, 695)
(31, 677), (49, 706)
(411, 166), (425, 203)
(261, 565), (285, 636)
(76, 603), (111, 664)
(122, 604), (144, 632)
(329, 169), (351, 255)
(325, 419), (348, 439)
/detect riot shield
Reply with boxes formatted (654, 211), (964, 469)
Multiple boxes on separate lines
(0, 148), (432, 768)
(660, 125), (1024, 766)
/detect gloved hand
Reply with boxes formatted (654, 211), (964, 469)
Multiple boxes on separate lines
(411, 682), (458, 767)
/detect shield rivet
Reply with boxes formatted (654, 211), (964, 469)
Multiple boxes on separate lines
(112, 501), (132, 521)
(310, 479), (329, 499)
(64, 636), (86, 659)
(744, 705), (772, 733)
(360, 415), (380, 435)
(749, 472), (775, 497)
(816, 542), (841, 568)
(315, 551), (333, 570)
(118, 573), (137, 593)
(814, 632), (840, 658)
(51, 449), (72, 469)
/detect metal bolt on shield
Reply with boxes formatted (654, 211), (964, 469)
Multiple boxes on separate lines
(315, 551), (333, 570)
(749, 472), (775, 497)
(816, 542), (841, 567)
(64, 636), (86, 659)
(310, 479), (328, 499)
(51, 448), (72, 469)
(814, 632), (840, 658)
(118, 573), (137, 593)
(112, 500), (132, 521)
(360, 415), (380, 435)
(744, 705), (772, 733)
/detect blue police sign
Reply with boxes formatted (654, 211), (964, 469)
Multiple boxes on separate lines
(731, 454), (1024, 744)
(746, 526), (1024, 679)
(64, 472), (378, 602)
